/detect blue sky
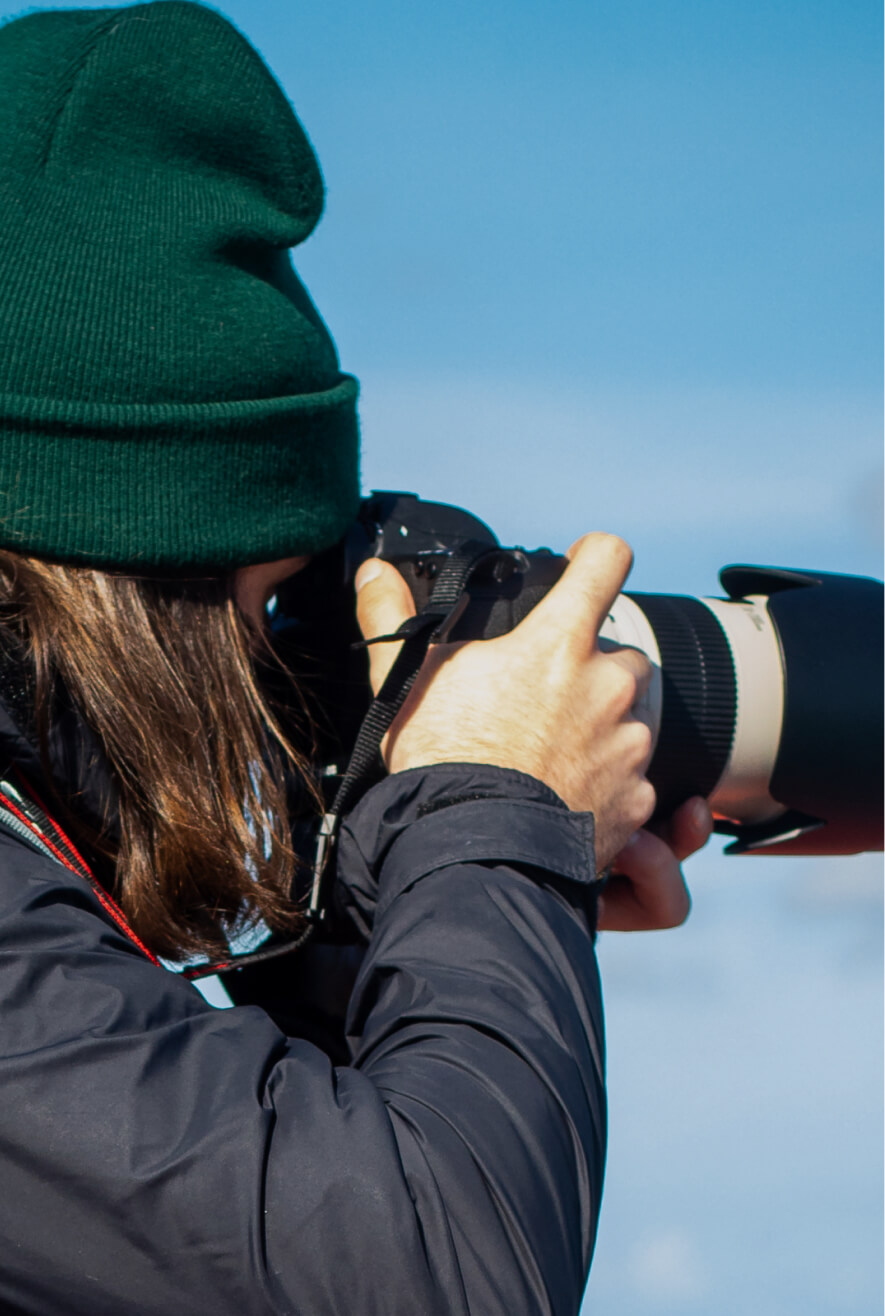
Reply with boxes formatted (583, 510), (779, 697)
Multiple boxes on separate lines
(3, 1), (881, 1311)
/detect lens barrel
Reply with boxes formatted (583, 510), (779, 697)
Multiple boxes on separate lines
(627, 594), (737, 818)
(342, 493), (883, 856)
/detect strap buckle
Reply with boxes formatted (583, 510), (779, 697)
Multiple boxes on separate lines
(308, 811), (339, 922)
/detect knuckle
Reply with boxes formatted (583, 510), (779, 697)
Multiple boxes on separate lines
(632, 720), (654, 759)
(620, 646), (653, 683)
(633, 650), (654, 688)
(606, 648), (653, 710)
(609, 661), (638, 709)
(632, 779), (656, 827)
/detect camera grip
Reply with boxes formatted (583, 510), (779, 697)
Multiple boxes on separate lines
(444, 551), (568, 642)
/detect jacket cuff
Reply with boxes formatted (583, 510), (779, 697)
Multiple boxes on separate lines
(333, 764), (597, 936)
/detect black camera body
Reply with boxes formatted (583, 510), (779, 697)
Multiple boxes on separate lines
(276, 491), (883, 858)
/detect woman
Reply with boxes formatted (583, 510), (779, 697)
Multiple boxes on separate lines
(0, 4), (710, 1312)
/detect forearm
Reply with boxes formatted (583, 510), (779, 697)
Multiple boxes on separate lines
(321, 764), (607, 1315)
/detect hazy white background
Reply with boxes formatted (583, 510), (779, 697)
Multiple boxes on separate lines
(4, 0), (880, 1311)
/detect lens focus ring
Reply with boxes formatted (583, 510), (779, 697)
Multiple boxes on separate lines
(627, 594), (737, 817)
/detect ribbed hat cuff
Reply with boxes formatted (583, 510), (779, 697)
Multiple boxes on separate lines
(0, 376), (360, 568)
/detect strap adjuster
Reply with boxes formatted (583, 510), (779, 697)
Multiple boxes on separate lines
(308, 811), (340, 922)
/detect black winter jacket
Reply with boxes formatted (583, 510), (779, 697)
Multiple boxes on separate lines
(0, 690), (607, 1315)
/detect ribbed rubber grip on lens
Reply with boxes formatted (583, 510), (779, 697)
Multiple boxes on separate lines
(627, 594), (737, 817)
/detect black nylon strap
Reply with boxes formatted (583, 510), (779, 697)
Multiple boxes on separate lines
(181, 922), (318, 980)
(331, 539), (506, 819)
(307, 540), (515, 922)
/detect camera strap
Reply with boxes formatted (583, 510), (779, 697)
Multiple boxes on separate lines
(307, 539), (517, 925)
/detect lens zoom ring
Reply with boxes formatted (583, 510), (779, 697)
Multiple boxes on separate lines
(627, 594), (737, 815)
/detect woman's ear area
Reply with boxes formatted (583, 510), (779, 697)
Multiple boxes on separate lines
(234, 556), (312, 628)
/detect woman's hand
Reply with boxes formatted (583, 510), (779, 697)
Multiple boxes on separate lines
(355, 532), (658, 871)
(597, 796), (712, 931)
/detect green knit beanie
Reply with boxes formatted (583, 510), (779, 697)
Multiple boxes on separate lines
(0, 1), (360, 568)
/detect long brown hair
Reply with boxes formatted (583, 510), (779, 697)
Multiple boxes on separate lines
(0, 553), (314, 961)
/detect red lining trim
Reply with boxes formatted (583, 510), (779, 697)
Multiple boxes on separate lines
(182, 960), (231, 980)
(17, 775), (95, 877)
(0, 789), (161, 968)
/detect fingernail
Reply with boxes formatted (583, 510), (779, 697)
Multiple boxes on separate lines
(355, 560), (382, 592)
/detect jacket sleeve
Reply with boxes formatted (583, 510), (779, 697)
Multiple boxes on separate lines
(0, 764), (606, 1316)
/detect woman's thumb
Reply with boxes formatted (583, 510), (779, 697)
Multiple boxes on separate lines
(355, 559), (417, 693)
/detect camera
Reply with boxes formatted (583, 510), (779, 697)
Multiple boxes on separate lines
(274, 491), (883, 859)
